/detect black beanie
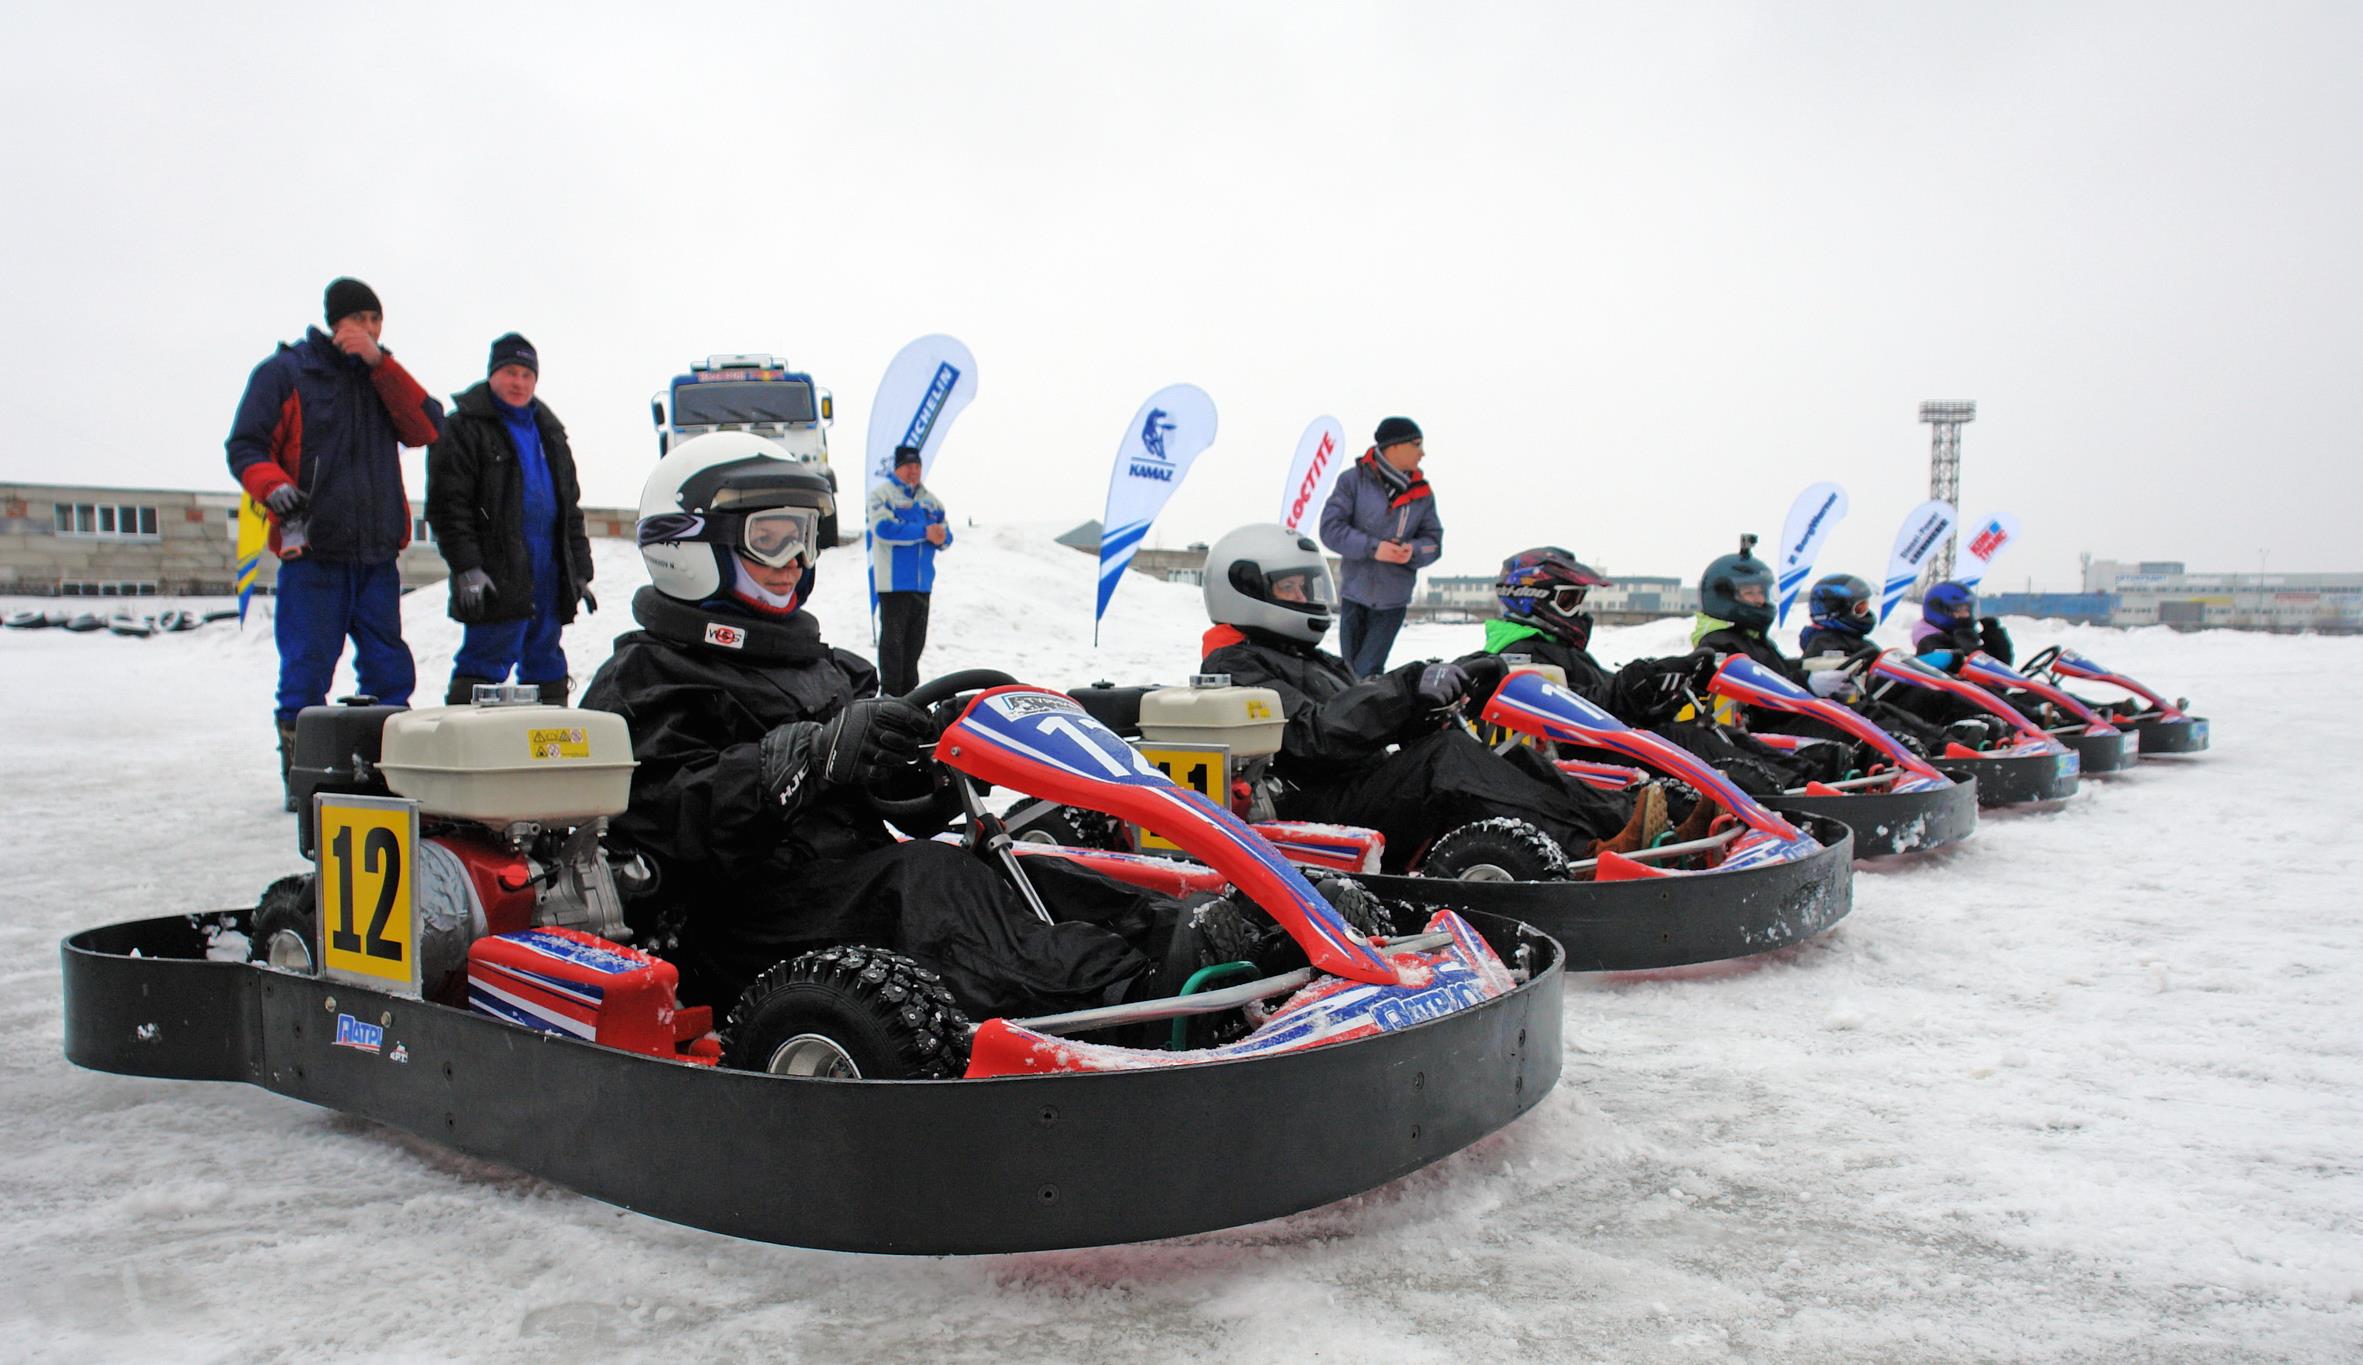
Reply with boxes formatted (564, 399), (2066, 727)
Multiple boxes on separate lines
(323, 277), (382, 326)
(893, 444), (923, 467)
(486, 332), (539, 376)
(1373, 416), (1423, 447)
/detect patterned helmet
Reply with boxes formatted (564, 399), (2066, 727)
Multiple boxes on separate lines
(1496, 546), (1610, 647)
(1808, 572), (1875, 637)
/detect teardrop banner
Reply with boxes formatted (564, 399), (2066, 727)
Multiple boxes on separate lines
(1095, 384), (1219, 642)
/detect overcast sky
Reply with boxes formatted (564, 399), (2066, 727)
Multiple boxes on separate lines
(5, 2), (2357, 592)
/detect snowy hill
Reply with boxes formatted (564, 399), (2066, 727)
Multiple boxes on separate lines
(3, 526), (2360, 1362)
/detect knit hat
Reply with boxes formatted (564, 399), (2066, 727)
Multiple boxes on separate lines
(892, 444), (923, 468)
(323, 277), (382, 326)
(486, 332), (539, 376)
(1373, 416), (1423, 448)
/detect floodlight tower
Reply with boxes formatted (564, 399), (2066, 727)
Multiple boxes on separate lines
(1918, 400), (1975, 591)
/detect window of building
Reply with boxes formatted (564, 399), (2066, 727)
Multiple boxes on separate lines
(52, 501), (161, 540)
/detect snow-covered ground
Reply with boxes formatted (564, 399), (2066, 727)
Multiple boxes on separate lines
(3, 528), (2359, 1363)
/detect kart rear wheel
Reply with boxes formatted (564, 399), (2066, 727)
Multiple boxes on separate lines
(1420, 819), (1568, 883)
(247, 874), (317, 973)
(723, 946), (971, 1080)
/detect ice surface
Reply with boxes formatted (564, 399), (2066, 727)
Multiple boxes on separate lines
(4, 527), (2359, 1362)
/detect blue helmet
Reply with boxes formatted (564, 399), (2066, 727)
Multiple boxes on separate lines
(1497, 546), (1610, 647)
(1699, 534), (1775, 631)
(1922, 581), (1977, 629)
(1807, 573), (1875, 637)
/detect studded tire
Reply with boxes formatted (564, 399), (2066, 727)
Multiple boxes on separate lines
(1419, 818), (1569, 883)
(722, 946), (971, 1080)
(247, 873), (319, 973)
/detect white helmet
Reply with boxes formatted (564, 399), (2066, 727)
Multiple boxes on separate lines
(1203, 523), (1337, 646)
(638, 432), (828, 609)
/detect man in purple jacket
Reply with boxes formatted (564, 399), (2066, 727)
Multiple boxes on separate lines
(1318, 416), (1442, 677)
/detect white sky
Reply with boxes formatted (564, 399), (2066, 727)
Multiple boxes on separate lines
(4, 1), (2358, 591)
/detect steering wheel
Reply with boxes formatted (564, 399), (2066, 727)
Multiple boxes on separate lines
(2019, 644), (2061, 678)
(866, 669), (1021, 828)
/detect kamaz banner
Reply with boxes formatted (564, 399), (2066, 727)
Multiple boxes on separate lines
(1278, 415), (1345, 534)
(1773, 481), (1850, 625)
(1955, 510), (2022, 592)
(1096, 383), (1218, 640)
(864, 334), (979, 620)
(1878, 498), (1959, 623)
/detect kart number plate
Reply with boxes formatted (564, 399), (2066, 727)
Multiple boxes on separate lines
(314, 793), (424, 997)
(1133, 744), (1230, 853)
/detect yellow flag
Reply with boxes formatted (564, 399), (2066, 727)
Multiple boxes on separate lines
(235, 493), (270, 624)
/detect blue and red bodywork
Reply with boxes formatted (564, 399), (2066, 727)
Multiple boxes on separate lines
(2046, 652), (2188, 721)
(1706, 656), (1950, 791)
(1868, 651), (2074, 762)
(1960, 653), (2123, 738)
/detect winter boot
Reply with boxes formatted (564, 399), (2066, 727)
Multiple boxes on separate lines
(1669, 790), (1722, 844)
(525, 677), (572, 707)
(445, 674), (498, 706)
(276, 719), (300, 813)
(1593, 783), (1669, 856)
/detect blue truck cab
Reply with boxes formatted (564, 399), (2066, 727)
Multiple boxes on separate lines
(651, 354), (841, 545)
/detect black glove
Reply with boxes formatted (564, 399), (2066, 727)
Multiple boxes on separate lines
(263, 485), (309, 520)
(1684, 647), (1723, 690)
(451, 568), (493, 612)
(814, 696), (932, 786)
(1978, 617), (2013, 664)
(1415, 660), (1472, 708)
(1455, 651), (1511, 689)
(578, 585), (599, 614)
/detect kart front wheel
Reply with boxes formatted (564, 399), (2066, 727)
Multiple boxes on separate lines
(723, 946), (972, 1080)
(247, 874), (318, 973)
(1420, 819), (1568, 883)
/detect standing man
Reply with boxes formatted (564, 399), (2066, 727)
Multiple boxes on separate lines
(226, 277), (444, 807)
(1319, 415), (1442, 677)
(426, 332), (597, 706)
(867, 443), (951, 695)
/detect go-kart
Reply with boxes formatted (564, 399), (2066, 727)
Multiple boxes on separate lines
(1346, 667), (1855, 971)
(61, 672), (1562, 1255)
(1956, 653), (2138, 774)
(1862, 651), (2082, 804)
(2020, 646), (2210, 756)
(1698, 656), (1980, 855)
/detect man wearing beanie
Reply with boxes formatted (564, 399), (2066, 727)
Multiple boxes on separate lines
(426, 333), (596, 705)
(226, 276), (445, 808)
(1318, 415), (1443, 676)
(866, 442), (952, 695)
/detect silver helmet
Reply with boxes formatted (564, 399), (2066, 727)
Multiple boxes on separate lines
(1203, 523), (1337, 645)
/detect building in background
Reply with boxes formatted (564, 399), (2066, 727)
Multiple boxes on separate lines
(1982, 559), (2363, 633)
(0, 482), (632, 597)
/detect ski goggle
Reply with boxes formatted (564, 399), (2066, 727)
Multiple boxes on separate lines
(737, 506), (819, 568)
(1550, 584), (1591, 612)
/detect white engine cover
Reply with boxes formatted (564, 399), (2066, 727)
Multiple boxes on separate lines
(379, 704), (636, 823)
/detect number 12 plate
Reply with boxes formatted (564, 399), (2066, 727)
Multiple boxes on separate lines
(314, 793), (423, 997)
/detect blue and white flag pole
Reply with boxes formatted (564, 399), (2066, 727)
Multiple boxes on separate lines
(1095, 384), (1218, 644)
(864, 335), (979, 637)
(1773, 481), (1849, 626)
(1877, 499), (1959, 623)
(1955, 510), (2023, 593)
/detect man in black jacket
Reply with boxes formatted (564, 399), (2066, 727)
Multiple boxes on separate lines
(1197, 524), (1633, 873)
(426, 333), (596, 705)
(582, 438), (1167, 1016)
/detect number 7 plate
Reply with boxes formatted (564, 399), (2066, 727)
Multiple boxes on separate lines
(314, 793), (424, 997)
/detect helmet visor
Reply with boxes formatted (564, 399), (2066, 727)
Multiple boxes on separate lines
(1551, 584), (1591, 613)
(1734, 581), (1769, 607)
(738, 506), (819, 568)
(1266, 567), (1334, 609)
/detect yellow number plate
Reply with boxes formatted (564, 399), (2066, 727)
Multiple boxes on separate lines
(315, 794), (422, 994)
(1133, 745), (1230, 853)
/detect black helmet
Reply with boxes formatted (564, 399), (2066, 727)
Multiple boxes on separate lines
(1807, 572), (1875, 637)
(1699, 534), (1775, 631)
(1496, 546), (1610, 648)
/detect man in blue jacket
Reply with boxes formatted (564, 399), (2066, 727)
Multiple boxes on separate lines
(866, 444), (951, 695)
(226, 277), (445, 807)
(1318, 416), (1442, 677)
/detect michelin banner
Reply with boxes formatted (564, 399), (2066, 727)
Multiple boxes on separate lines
(1773, 481), (1850, 625)
(1955, 511), (2023, 592)
(1278, 415), (1345, 534)
(865, 334), (979, 617)
(1878, 499), (1959, 623)
(1096, 383), (1218, 639)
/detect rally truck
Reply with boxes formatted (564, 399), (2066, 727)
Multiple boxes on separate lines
(651, 354), (842, 545)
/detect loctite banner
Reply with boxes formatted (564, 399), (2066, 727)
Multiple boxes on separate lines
(1955, 510), (2022, 592)
(1773, 481), (1849, 625)
(1095, 383), (1218, 639)
(1278, 415), (1345, 534)
(1878, 499), (1958, 623)
(864, 334), (979, 619)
